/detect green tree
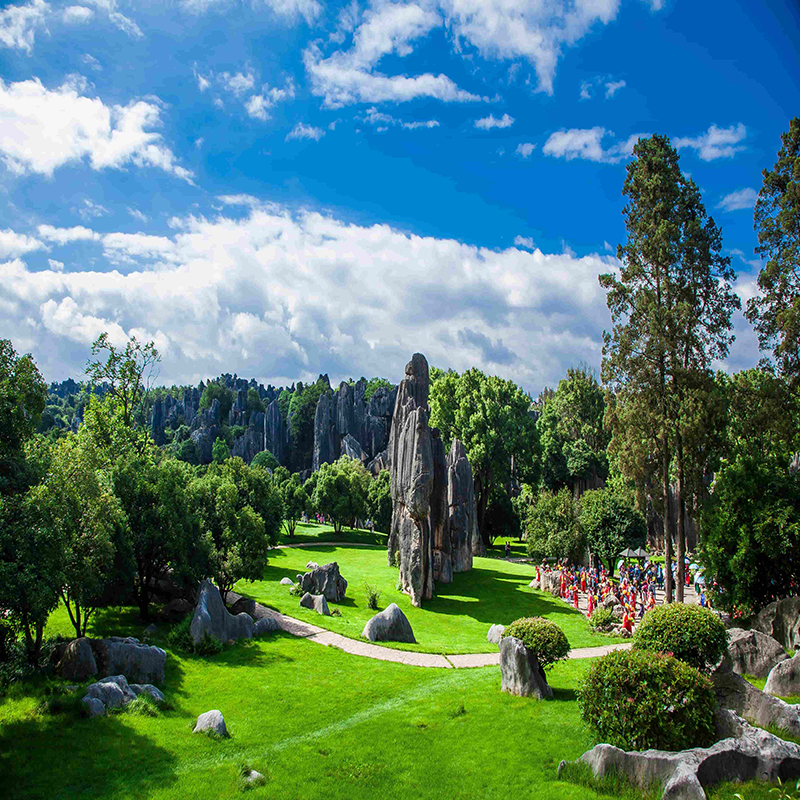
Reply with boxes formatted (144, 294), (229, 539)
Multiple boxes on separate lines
(523, 488), (584, 563)
(212, 435), (230, 464)
(175, 436), (200, 465)
(311, 456), (371, 534)
(430, 368), (540, 547)
(367, 469), (392, 534)
(600, 134), (738, 602)
(579, 485), (646, 576)
(364, 377), (393, 402)
(247, 387), (265, 417)
(274, 471), (307, 536)
(746, 118), (800, 382)
(251, 449), (279, 471)
(199, 381), (235, 421)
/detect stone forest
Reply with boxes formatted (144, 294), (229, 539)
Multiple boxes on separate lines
(1, 119), (800, 800)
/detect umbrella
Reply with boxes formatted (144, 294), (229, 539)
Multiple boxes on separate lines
(633, 547), (648, 559)
(619, 548), (638, 558)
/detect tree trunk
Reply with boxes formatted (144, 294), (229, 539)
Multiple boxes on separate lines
(662, 431), (673, 604)
(675, 428), (685, 603)
(476, 471), (492, 548)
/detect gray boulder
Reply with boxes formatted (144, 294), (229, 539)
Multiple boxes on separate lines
(82, 696), (106, 718)
(297, 562), (348, 602)
(487, 624), (506, 645)
(93, 638), (166, 685)
(744, 596), (800, 651)
(499, 636), (553, 699)
(341, 433), (366, 463)
(229, 597), (256, 616)
(764, 653), (800, 698)
(362, 603), (416, 643)
(57, 637), (98, 681)
(300, 592), (330, 616)
(83, 675), (137, 710)
(280, 577), (294, 586)
(726, 627), (788, 677)
(193, 709), (228, 737)
(254, 617), (281, 636)
(446, 438), (479, 575)
(130, 684), (165, 704)
(242, 770), (265, 788)
(560, 712), (800, 800)
(190, 579), (255, 645)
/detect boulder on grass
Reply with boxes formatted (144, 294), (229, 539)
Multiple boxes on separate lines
(299, 592), (330, 616)
(93, 638), (166, 685)
(280, 577), (294, 586)
(499, 636), (552, 699)
(362, 604), (416, 643)
(726, 627), (788, 677)
(82, 696), (106, 718)
(764, 653), (800, 698)
(487, 624), (506, 645)
(130, 684), (165, 704)
(83, 675), (137, 710)
(190, 579), (254, 645)
(297, 562), (348, 602)
(254, 617), (281, 636)
(57, 637), (98, 681)
(229, 597), (256, 617)
(193, 709), (227, 737)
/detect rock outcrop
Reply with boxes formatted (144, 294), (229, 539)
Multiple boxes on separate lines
(499, 636), (552, 699)
(765, 653), (800, 698)
(561, 711), (800, 800)
(726, 627), (788, 678)
(743, 597), (800, 651)
(254, 617), (281, 636)
(296, 562), (348, 602)
(386, 353), (480, 607)
(190, 580), (255, 645)
(299, 592), (330, 616)
(56, 637), (97, 681)
(264, 399), (287, 466)
(361, 603), (416, 643)
(56, 636), (166, 684)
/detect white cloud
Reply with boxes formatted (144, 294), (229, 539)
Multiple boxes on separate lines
(62, 5), (94, 23)
(37, 224), (101, 244)
(47, 258), (65, 271)
(516, 142), (535, 157)
(604, 79), (625, 98)
(83, 0), (142, 38)
(127, 207), (149, 223)
(0, 77), (193, 182)
(0, 204), (620, 391)
(81, 52), (102, 70)
(543, 127), (648, 163)
(286, 122), (324, 141)
(219, 70), (256, 96)
(603, 241), (613, 253)
(195, 69), (211, 92)
(579, 80), (592, 100)
(244, 82), (295, 121)
(0, 0), (48, 52)
(360, 106), (439, 130)
(402, 119), (439, 129)
(514, 235), (535, 249)
(717, 188), (758, 212)
(475, 113), (514, 130)
(179, 0), (322, 25)
(675, 123), (747, 161)
(77, 198), (110, 220)
(304, 4), (485, 107)
(0, 229), (46, 259)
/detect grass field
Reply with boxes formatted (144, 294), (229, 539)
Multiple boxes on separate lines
(239, 544), (623, 654)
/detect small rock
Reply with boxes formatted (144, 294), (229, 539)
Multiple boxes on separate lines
(280, 577), (294, 586)
(499, 636), (553, 699)
(487, 624), (506, 645)
(299, 592), (330, 616)
(130, 684), (166, 704)
(362, 603), (416, 643)
(254, 617), (281, 636)
(84, 675), (137, 709)
(193, 709), (228, 737)
(242, 770), (265, 787)
(82, 696), (106, 718)
(765, 653), (800, 698)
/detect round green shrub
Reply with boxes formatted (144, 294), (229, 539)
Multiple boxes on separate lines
(578, 649), (716, 751)
(588, 607), (616, 631)
(634, 603), (727, 672)
(503, 617), (570, 669)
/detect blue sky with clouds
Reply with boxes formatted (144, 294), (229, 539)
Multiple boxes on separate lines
(1, 0), (797, 392)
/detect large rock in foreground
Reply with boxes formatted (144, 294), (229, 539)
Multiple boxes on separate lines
(726, 627), (788, 678)
(56, 637), (97, 681)
(561, 712), (800, 800)
(765, 653), (800, 698)
(93, 637), (167, 685)
(300, 592), (330, 616)
(362, 603), (416, 643)
(190, 580), (255, 645)
(296, 562), (347, 602)
(499, 636), (552, 699)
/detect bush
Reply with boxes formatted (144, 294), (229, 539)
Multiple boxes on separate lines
(634, 603), (727, 672)
(503, 617), (570, 670)
(166, 618), (223, 656)
(578, 649), (716, 751)
(588, 607), (616, 632)
(364, 582), (381, 610)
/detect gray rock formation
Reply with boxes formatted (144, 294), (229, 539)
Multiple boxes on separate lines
(56, 637), (97, 681)
(151, 398), (166, 446)
(500, 636), (553, 699)
(312, 390), (335, 471)
(341, 433), (366, 463)
(280, 577), (294, 586)
(743, 597), (800, 651)
(190, 579), (255, 644)
(765, 653), (800, 698)
(130, 684), (165, 704)
(193, 709), (228, 737)
(231, 411), (265, 464)
(83, 675), (137, 710)
(386, 354), (478, 606)
(265, 399), (287, 466)
(561, 712), (800, 800)
(82, 696), (106, 718)
(487, 624), (506, 645)
(726, 627), (788, 677)
(361, 603), (416, 643)
(299, 592), (330, 615)
(229, 597), (256, 616)
(92, 637), (166, 685)
(366, 449), (389, 476)
(296, 562), (348, 602)
(254, 617), (281, 636)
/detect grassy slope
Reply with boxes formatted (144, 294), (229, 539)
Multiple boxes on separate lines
(239, 544), (622, 654)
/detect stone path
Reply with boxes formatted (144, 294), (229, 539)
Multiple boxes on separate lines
(228, 587), (633, 669)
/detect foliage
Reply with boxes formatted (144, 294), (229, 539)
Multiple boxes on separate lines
(288, 378), (330, 472)
(364, 582), (381, 610)
(311, 456), (371, 535)
(174, 436), (200, 465)
(429, 367), (540, 546)
(251, 450), (279, 471)
(247, 387), (265, 417)
(579, 486), (646, 576)
(212, 435), (230, 464)
(633, 603), (728, 672)
(523, 488), (585, 564)
(273, 470), (308, 536)
(588, 608), (616, 632)
(364, 377), (393, 402)
(699, 453), (800, 615)
(166, 617), (224, 656)
(502, 617), (570, 670)
(578, 649), (716, 751)
(199, 381), (235, 422)
(484, 486), (520, 545)
(367, 469), (392, 534)
(746, 118), (800, 382)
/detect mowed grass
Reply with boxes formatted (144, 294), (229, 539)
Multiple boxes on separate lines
(277, 522), (389, 547)
(238, 545), (622, 653)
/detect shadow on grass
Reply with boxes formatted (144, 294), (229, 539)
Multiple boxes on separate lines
(0, 707), (178, 800)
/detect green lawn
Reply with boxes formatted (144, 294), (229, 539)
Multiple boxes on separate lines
(277, 522), (388, 547)
(238, 544), (622, 654)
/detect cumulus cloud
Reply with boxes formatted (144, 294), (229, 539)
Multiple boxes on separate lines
(516, 142), (535, 157)
(285, 122), (324, 141)
(81, 52), (102, 70)
(1, 202), (624, 391)
(717, 188), (758, 212)
(605, 79), (625, 98)
(47, 258), (65, 271)
(245, 82), (296, 121)
(196, 67), (295, 121)
(0, 77), (193, 181)
(475, 113), (514, 130)
(0, 229), (46, 259)
(219, 70), (256, 96)
(62, 5), (94, 23)
(0, 0), (49, 52)
(675, 123), (747, 161)
(543, 127), (647, 163)
(514, 235), (535, 249)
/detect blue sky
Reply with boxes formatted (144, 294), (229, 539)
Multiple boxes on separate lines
(0, 0), (798, 393)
